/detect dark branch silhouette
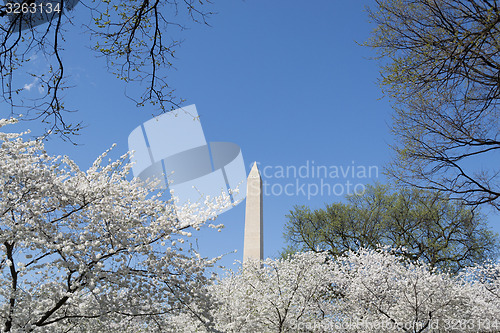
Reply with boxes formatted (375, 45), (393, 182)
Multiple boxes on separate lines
(0, 0), (213, 141)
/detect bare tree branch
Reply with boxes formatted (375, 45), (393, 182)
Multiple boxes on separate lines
(0, 0), (214, 140)
(367, 0), (500, 209)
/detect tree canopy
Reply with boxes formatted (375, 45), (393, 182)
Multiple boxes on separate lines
(283, 184), (499, 273)
(0, 118), (230, 331)
(168, 248), (500, 332)
(366, 0), (500, 209)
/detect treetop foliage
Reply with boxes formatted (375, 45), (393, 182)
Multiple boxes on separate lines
(167, 248), (500, 332)
(0, 118), (230, 332)
(283, 184), (499, 274)
(366, 0), (500, 208)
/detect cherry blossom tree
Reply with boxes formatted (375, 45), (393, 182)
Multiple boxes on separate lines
(459, 262), (500, 330)
(210, 252), (338, 333)
(171, 249), (500, 332)
(330, 248), (500, 332)
(0, 118), (231, 332)
(166, 251), (339, 333)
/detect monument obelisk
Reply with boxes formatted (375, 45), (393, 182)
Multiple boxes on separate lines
(243, 162), (263, 262)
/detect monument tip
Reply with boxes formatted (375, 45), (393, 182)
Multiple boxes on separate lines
(249, 162), (261, 178)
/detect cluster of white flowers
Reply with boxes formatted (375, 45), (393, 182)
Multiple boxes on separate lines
(0, 121), (228, 332)
(168, 249), (500, 333)
(2, 120), (499, 333)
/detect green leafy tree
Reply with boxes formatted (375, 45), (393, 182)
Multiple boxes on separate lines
(283, 184), (499, 273)
(366, 0), (500, 209)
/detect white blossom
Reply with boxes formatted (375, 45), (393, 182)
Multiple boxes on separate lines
(0, 121), (230, 332)
(169, 249), (500, 333)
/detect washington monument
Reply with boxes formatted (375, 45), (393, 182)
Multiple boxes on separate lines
(243, 162), (263, 262)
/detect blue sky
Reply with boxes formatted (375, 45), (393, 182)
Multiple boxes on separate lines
(3, 0), (499, 269)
